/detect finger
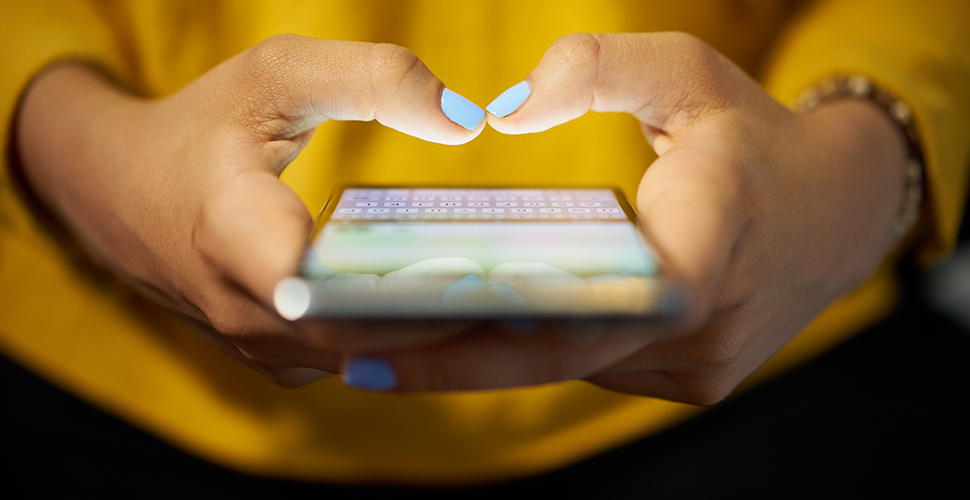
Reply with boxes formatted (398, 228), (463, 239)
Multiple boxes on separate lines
(581, 309), (767, 405)
(187, 184), (318, 363)
(177, 277), (346, 379)
(304, 318), (476, 354)
(340, 321), (655, 392)
(229, 35), (485, 146)
(486, 32), (737, 144)
(635, 134), (748, 325)
(585, 370), (706, 404)
(195, 169), (311, 307)
(196, 177), (478, 352)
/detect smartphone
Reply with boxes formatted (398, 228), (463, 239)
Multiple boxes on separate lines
(274, 186), (680, 320)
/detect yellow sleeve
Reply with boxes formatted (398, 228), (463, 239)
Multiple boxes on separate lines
(761, 0), (970, 262)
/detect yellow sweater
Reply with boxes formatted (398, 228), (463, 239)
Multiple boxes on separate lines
(1, 0), (968, 485)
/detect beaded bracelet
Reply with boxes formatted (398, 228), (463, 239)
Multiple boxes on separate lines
(792, 75), (924, 252)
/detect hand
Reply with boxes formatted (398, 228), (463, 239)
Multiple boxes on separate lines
(336, 33), (908, 404)
(15, 35), (487, 386)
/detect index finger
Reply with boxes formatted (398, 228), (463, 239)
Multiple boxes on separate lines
(486, 32), (743, 146)
(216, 35), (486, 148)
(195, 37), (488, 305)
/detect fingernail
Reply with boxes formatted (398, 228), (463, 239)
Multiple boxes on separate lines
(441, 88), (485, 130)
(442, 274), (485, 303)
(274, 277), (311, 320)
(343, 357), (397, 391)
(486, 81), (531, 118)
(488, 283), (529, 306)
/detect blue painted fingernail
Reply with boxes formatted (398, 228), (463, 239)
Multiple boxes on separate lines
(486, 81), (531, 118)
(343, 357), (397, 391)
(441, 88), (485, 130)
(442, 274), (485, 303)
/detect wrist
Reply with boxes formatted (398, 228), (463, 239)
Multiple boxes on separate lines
(15, 63), (156, 268)
(794, 76), (924, 254)
(17, 64), (145, 215)
(786, 97), (909, 284)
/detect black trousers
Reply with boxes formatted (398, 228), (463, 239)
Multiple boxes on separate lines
(4, 287), (968, 498)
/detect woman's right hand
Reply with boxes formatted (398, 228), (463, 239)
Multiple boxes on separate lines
(15, 35), (486, 386)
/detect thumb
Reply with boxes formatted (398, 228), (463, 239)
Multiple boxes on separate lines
(486, 32), (754, 322)
(193, 35), (494, 305)
(194, 169), (311, 307)
(486, 32), (740, 150)
(635, 137), (746, 324)
(225, 35), (486, 146)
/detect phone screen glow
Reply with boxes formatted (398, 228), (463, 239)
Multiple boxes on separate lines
(278, 188), (667, 319)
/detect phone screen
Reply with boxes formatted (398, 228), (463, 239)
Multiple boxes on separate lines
(275, 187), (672, 319)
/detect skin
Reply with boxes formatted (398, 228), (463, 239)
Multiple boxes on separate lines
(15, 33), (907, 404)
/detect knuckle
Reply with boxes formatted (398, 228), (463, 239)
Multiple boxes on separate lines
(661, 32), (730, 119)
(367, 43), (423, 97)
(248, 33), (307, 76)
(241, 34), (311, 129)
(665, 32), (710, 56)
(662, 32), (720, 74)
(549, 32), (602, 78)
